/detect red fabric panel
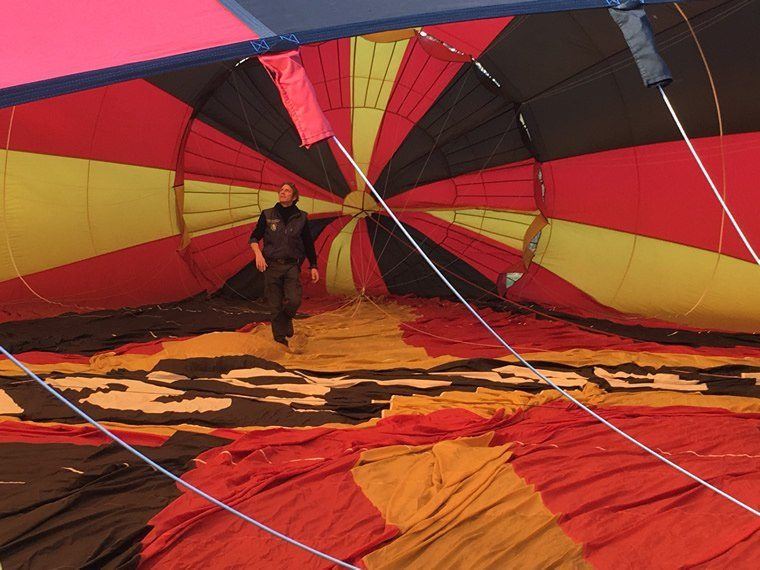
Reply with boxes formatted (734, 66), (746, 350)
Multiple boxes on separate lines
(423, 17), (514, 57)
(0, 352), (90, 365)
(301, 40), (352, 144)
(3, 337), (213, 366)
(301, 39), (357, 189)
(140, 408), (509, 568)
(398, 297), (760, 359)
(508, 265), (704, 332)
(141, 454), (395, 568)
(0, 420), (167, 447)
(182, 120), (266, 186)
(0, 235), (205, 323)
(506, 264), (663, 324)
(259, 50), (335, 148)
(350, 218), (389, 295)
(396, 211), (523, 282)
(0, 1), (254, 90)
(417, 32), (471, 62)
(2, 80), (191, 169)
(366, 41), (469, 186)
(497, 402), (760, 568)
(141, 400), (759, 568)
(387, 160), (537, 210)
(365, 20), (510, 185)
(543, 132), (760, 262)
(180, 225), (255, 293)
(173, 114), (347, 298)
(183, 120), (341, 205)
(0, 108), (11, 144)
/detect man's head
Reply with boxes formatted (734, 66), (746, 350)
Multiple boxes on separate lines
(278, 182), (298, 206)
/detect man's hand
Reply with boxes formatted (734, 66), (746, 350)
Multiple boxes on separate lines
(255, 253), (267, 272)
(310, 268), (320, 283)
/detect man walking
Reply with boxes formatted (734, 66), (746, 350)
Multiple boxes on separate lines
(249, 182), (319, 346)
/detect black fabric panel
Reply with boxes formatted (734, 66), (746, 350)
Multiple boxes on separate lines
(145, 1), (757, 199)
(377, 0), (756, 181)
(308, 215), (342, 239)
(217, 215), (339, 301)
(216, 261), (266, 300)
(0, 431), (228, 570)
(153, 355), (287, 376)
(0, 297), (269, 356)
(150, 60), (350, 197)
(163, 353), (757, 400)
(4, 357), (759, 432)
(504, 300), (760, 349)
(368, 214), (497, 299)
(148, 61), (231, 108)
(193, 59), (350, 196)
(4, 286), (757, 361)
(480, 0), (760, 160)
(374, 64), (529, 199)
(1, 374), (343, 428)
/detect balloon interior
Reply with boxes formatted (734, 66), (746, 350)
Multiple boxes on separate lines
(0, 2), (758, 568)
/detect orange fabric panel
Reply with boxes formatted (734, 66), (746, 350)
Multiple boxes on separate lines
(354, 434), (587, 568)
(386, 384), (760, 418)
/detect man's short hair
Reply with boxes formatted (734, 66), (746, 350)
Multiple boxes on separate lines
(282, 182), (299, 203)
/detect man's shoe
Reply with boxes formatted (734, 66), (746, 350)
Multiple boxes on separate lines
(274, 337), (289, 347)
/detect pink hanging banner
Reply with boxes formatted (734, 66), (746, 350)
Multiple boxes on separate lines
(260, 50), (334, 148)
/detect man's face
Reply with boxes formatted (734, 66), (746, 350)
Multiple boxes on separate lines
(278, 185), (295, 205)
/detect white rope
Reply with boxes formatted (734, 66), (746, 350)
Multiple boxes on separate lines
(332, 134), (760, 518)
(659, 85), (760, 265)
(0, 345), (359, 569)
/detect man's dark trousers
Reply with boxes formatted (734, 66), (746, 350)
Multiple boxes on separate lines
(265, 260), (302, 341)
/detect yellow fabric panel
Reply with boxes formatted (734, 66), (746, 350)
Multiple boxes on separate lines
(0, 388), (23, 416)
(354, 434), (588, 569)
(362, 29), (417, 43)
(4, 292), (760, 379)
(47, 376), (231, 414)
(297, 195), (341, 215)
(326, 217), (359, 295)
(0, 149), (12, 278)
(509, 349), (760, 369)
(342, 190), (378, 217)
(0, 418), (381, 438)
(76, 299), (454, 374)
(387, 388), (562, 419)
(351, 36), (409, 191)
(535, 219), (760, 333)
(0, 418), (190, 437)
(0, 361), (91, 377)
(386, 384), (760, 419)
(182, 180), (339, 238)
(87, 160), (176, 249)
(427, 209), (538, 251)
(582, 384), (760, 414)
(6, 347), (760, 387)
(182, 181), (271, 237)
(4, 347), (760, 379)
(0, 150), (176, 281)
